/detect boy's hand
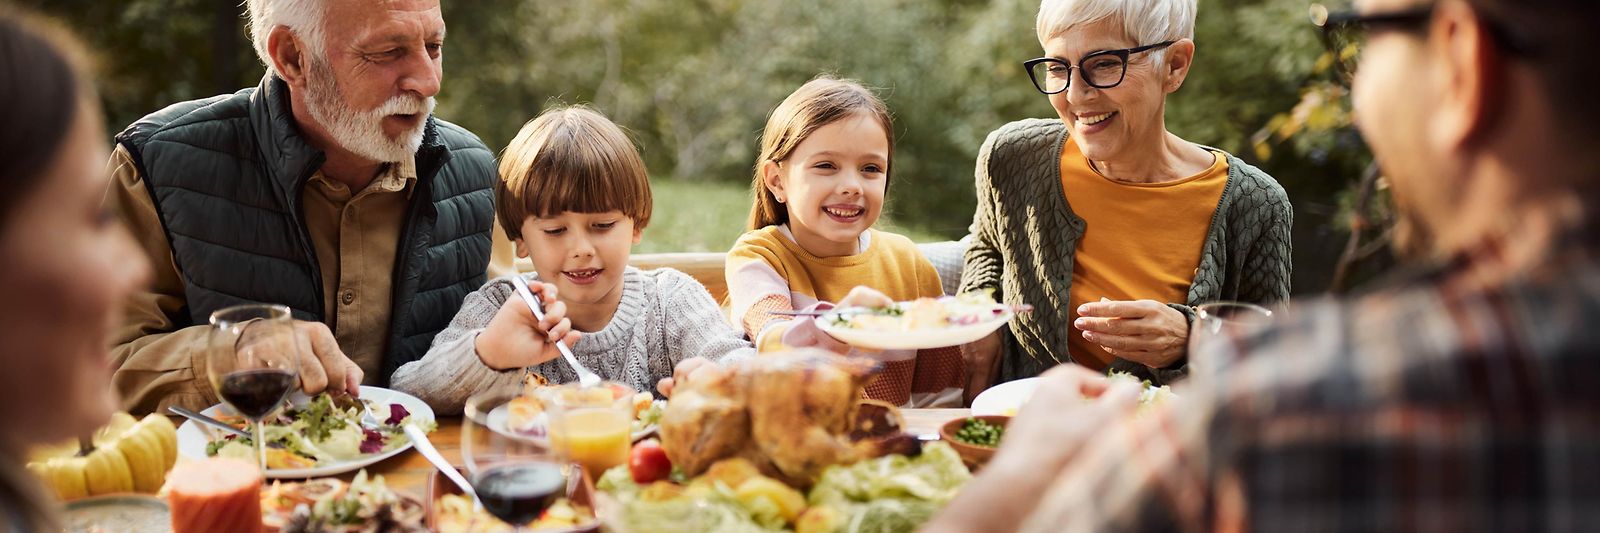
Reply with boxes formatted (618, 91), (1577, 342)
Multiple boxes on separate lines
(475, 280), (580, 370)
(656, 356), (716, 398)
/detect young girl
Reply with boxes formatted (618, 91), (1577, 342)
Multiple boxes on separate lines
(393, 106), (753, 414)
(725, 76), (964, 407)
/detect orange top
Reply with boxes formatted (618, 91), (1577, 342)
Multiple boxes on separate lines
(1061, 136), (1228, 370)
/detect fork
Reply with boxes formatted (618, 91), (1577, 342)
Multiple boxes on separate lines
(509, 275), (602, 388)
(355, 399), (383, 431)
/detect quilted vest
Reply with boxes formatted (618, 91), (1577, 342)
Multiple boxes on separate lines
(114, 75), (498, 383)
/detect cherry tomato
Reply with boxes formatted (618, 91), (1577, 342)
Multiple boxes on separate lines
(629, 440), (672, 484)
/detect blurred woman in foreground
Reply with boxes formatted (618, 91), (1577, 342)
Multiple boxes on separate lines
(0, 6), (151, 530)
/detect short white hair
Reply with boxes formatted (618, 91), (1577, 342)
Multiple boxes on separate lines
(1036, 0), (1195, 60)
(246, 0), (328, 74)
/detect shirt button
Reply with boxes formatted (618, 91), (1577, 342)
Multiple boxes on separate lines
(341, 290), (356, 305)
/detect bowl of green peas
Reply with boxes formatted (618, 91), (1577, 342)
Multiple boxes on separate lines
(939, 415), (1010, 470)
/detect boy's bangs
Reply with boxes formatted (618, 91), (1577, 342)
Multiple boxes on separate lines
(520, 135), (650, 223)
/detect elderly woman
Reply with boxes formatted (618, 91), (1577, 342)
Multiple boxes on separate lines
(960, 0), (1291, 386)
(0, 8), (151, 529)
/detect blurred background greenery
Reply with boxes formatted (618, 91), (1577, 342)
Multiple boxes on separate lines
(23, 0), (1392, 293)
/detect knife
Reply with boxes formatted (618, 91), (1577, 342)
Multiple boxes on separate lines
(405, 424), (477, 500)
(167, 405), (251, 439)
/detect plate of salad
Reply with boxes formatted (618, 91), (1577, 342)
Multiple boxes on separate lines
(816, 291), (1016, 351)
(259, 470), (426, 532)
(176, 386), (436, 479)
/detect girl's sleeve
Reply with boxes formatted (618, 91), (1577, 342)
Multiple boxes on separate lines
(658, 270), (756, 367)
(917, 254), (945, 298)
(726, 238), (797, 350)
(389, 276), (526, 415)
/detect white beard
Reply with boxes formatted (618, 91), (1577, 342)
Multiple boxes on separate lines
(303, 58), (434, 164)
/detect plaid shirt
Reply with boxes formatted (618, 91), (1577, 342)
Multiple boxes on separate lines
(1021, 237), (1600, 532)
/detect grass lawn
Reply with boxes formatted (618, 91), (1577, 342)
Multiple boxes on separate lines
(638, 178), (945, 253)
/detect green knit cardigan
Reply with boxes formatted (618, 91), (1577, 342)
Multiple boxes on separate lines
(959, 118), (1293, 385)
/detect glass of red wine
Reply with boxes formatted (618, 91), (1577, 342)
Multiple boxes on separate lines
(206, 304), (302, 472)
(462, 387), (570, 531)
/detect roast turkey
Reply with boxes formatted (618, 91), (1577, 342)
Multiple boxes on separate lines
(657, 349), (919, 488)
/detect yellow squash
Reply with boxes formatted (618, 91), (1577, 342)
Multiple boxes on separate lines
(26, 412), (179, 500)
(25, 457), (88, 500)
(82, 445), (133, 495)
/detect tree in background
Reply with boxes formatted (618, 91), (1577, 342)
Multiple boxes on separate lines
(27, 0), (1389, 293)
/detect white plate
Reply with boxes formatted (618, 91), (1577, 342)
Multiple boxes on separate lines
(971, 377), (1040, 416)
(817, 308), (1013, 351)
(485, 403), (657, 444)
(176, 385), (435, 479)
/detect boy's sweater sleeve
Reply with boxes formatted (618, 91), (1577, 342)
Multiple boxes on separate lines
(659, 270), (756, 365)
(390, 276), (525, 415)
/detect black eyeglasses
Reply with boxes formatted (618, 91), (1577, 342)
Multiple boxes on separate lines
(1310, 2), (1536, 85)
(1023, 41), (1176, 94)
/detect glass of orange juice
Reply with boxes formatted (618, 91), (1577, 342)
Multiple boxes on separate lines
(543, 382), (634, 483)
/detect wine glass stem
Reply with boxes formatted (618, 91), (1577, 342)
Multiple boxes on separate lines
(254, 418), (268, 472)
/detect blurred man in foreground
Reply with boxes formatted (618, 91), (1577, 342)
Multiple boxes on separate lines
(927, 0), (1600, 530)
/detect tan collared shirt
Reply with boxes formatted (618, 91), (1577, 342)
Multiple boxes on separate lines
(107, 145), (515, 416)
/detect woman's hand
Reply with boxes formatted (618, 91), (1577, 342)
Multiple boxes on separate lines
(475, 280), (579, 370)
(1074, 299), (1188, 368)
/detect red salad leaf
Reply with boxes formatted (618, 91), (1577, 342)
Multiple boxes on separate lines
(359, 429), (386, 454)
(385, 404), (410, 426)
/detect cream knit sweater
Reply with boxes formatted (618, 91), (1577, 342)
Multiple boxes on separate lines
(391, 267), (754, 414)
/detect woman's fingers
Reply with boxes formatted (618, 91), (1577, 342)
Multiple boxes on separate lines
(1074, 316), (1147, 335)
(1081, 330), (1164, 352)
(1076, 299), (1161, 318)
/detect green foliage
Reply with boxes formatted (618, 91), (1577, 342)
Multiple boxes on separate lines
(23, 0), (1382, 292)
(17, 0), (260, 136)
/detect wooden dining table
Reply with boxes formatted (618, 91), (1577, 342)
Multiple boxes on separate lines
(359, 408), (972, 497)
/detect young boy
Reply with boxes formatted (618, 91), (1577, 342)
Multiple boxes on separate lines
(391, 106), (753, 414)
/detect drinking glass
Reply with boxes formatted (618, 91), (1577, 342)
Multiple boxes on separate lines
(544, 382), (635, 484)
(463, 387), (570, 531)
(206, 304), (302, 472)
(1189, 302), (1275, 376)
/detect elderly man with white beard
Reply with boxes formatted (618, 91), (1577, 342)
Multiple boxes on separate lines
(107, 0), (522, 416)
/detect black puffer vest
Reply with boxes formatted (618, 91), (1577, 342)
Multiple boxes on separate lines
(115, 75), (497, 383)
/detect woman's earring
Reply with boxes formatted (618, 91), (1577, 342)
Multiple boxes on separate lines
(776, 195), (786, 203)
